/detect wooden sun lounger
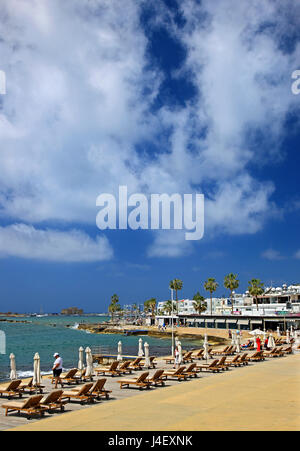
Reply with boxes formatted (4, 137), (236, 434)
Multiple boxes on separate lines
(238, 353), (249, 365)
(75, 368), (93, 382)
(276, 346), (284, 357)
(52, 368), (79, 385)
(118, 360), (133, 374)
(164, 351), (194, 365)
(223, 346), (235, 355)
(281, 346), (292, 354)
(128, 358), (144, 371)
(191, 349), (204, 360)
(183, 363), (199, 378)
(163, 366), (188, 381)
(210, 346), (229, 356)
(2, 394), (46, 418)
(196, 359), (220, 373)
(146, 370), (166, 386)
(72, 378), (112, 400)
(19, 377), (45, 394)
(90, 378), (112, 399)
(141, 356), (157, 368)
(118, 372), (152, 390)
(40, 389), (67, 412)
(95, 361), (121, 377)
(61, 368), (81, 384)
(224, 354), (242, 367)
(182, 351), (194, 363)
(164, 355), (175, 364)
(245, 351), (265, 361)
(216, 357), (230, 371)
(61, 382), (94, 404)
(263, 347), (278, 358)
(0, 380), (23, 398)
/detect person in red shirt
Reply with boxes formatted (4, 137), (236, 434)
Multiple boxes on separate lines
(256, 336), (261, 352)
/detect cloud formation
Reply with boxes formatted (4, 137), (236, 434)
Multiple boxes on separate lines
(261, 248), (285, 261)
(0, 0), (299, 259)
(0, 224), (113, 262)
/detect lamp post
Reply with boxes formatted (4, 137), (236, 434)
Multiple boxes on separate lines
(170, 288), (175, 357)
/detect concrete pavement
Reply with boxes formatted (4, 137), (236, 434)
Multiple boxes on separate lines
(8, 354), (300, 431)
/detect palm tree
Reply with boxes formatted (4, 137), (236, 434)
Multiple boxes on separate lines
(108, 294), (121, 323)
(248, 279), (264, 310)
(144, 298), (157, 318)
(204, 278), (219, 315)
(224, 273), (239, 313)
(169, 279), (183, 312)
(192, 292), (207, 315)
(161, 300), (172, 316)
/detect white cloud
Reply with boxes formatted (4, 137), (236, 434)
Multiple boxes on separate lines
(147, 230), (193, 258)
(261, 248), (284, 261)
(295, 250), (300, 260)
(0, 0), (299, 258)
(0, 224), (113, 262)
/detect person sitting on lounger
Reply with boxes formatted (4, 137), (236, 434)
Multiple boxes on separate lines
(242, 340), (252, 348)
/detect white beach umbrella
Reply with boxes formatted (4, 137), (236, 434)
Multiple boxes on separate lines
(231, 332), (235, 346)
(143, 342), (150, 368)
(236, 334), (241, 353)
(267, 334), (275, 349)
(293, 329), (297, 339)
(138, 338), (144, 357)
(117, 341), (122, 361)
(33, 352), (41, 386)
(203, 334), (209, 361)
(249, 329), (263, 335)
(10, 353), (17, 380)
(85, 347), (94, 378)
(78, 346), (84, 375)
(277, 326), (281, 337)
(178, 341), (183, 364)
(254, 332), (258, 349)
(286, 330), (290, 344)
(294, 331), (300, 349)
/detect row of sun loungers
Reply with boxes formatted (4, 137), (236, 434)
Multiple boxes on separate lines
(1, 378), (112, 418)
(94, 357), (157, 377)
(1, 343), (294, 420)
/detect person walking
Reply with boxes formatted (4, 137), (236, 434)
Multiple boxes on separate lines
(52, 352), (63, 388)
(173, 346), (180, 369)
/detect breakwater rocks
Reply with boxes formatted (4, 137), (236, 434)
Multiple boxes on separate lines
(76, 323), (226, 345)
(0, 318), (31, 324)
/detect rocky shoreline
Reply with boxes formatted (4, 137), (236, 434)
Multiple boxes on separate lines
(76, 323), (227, 345)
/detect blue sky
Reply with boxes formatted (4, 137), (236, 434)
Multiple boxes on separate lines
(0, 0), (300, 312)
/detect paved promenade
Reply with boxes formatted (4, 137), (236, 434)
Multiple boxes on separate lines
(8, 354), (300, 431)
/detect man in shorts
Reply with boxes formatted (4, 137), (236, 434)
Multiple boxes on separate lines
(52, 352), (63, 388)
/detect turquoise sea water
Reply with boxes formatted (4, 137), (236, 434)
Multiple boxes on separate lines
(0, 316), (202, 381)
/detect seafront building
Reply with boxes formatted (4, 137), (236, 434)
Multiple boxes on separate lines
(154, 284), (300, 332)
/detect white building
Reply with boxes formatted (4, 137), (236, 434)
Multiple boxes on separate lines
(157, 284), (300, 318)
(157, 299), (196, 315)
(158, 297), (231, 315)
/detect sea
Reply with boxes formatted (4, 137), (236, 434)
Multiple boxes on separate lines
(0, 315), (202, 381)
